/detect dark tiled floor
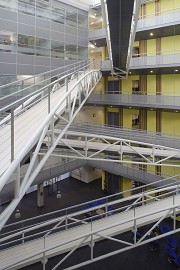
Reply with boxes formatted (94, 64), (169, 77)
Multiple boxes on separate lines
(1, 177), (180, 270)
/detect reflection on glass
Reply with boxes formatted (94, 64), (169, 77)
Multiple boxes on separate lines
(66, 10), (77, 27)
(18, 0), (35, 15)
(51, 41), (64, 59)
(65, 44), (77, 60)
(52, 6), (65, 24)
(78, 14), (88, 29)
(0, 0), (17, 11)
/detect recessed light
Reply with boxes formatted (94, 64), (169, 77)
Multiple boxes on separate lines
(175, 69), (178, 72)
(150, 33), (153, 36)
(150, 70), (153, 73)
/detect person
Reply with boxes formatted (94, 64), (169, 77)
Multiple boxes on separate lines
(148, 229), (159, 251)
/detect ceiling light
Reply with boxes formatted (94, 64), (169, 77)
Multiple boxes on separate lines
(150, 70), (153, 73)
(176, 111), (178, 113)
(150, 33), (153, 36)
(129, 107), (132, 109)
(150, 109), (153, 111)
(129, 72), (131, 74)
(175, 69), (178, 72)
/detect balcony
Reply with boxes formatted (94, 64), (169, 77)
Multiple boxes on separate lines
(86, 91), (180, 110)
(89, 28), (106, 47)
(130, 51), (180, 72)
(137, 8), (180, 32)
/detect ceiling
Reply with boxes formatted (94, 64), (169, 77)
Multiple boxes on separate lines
(135, 24), (180, 41)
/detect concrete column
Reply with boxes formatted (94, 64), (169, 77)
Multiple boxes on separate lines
(37, 183), (44, 207)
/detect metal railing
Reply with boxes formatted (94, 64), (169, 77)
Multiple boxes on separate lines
(0, 60), (90, 114)
(0, 59), (102, 230)
(87, 90), (180, 109)
(0, 180), (180, 269)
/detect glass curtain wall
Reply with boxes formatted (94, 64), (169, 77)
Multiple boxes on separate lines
(0, 0), (88, 84)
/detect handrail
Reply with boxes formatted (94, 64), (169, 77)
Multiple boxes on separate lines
(138, 6), (180, 20)
(64, 122), (180, 141)
(132, 49), (180, 57)
(0, 184), (179, 253)
(0, 60), (88, 91)
(0, 59), (101, 114)
(0, 67), (102, 230)
(2, 171), (180, 237)
(90, 89), (180, 97)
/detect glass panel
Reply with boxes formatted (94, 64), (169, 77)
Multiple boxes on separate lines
(36, 0), (50, 19)
(18, 34), (35, 55)
(51, 40), (64, 59)
(78, 14), (88, 29)
(18, 0), (35, 16)
(35, 37), (50, 57)
(65, 44), (77, 60)
(66, 10), (77, 27)
(0, 32), (17, 53)
(0, 0), (17, 11)
(78, 46), (88, 60)
(52, 6), (65, 24)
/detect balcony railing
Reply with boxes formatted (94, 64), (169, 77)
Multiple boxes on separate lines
(131, 50), (180, 69)
(87, 91), (180, 110)
(137, 7), (180, 30)
(89, 28), (106, 40)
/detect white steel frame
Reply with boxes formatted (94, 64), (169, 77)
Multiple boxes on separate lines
(0, 184), (180, 270)
(41, 130), (180, 167)
(0, 68), (102, 231)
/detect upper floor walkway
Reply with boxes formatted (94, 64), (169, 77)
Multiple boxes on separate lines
(0, 182), (180, 270)
(86, 90), (180, 111)
(136, 7), (180, 38)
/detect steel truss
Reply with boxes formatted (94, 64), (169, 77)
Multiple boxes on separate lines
(1, 185), (180, 269)
(0, 69), (102, 231)
(40, 130), (180, 167)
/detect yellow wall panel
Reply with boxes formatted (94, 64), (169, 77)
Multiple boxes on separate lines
(122, 75), (139, 93)
(174, 0), (180, 9)
(161, 112), (180, 135)
(108, 107), (119, 113)
(147, 111), (156, 132)
(122, 177), (132, 197)
(133, 41), (139, 47)
(147, 39), (156, 56)
(146, 1), (155, 16)
(161, 36), (175, 54)
(123, 109), (139, 129)
(161, 112), (175, 134)
(161, 0), (175, 12)
(161, 74), (179, 95)
(147, 75), (156, 94)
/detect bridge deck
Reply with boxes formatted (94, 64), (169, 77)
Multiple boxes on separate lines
(0, 194), (179, 270)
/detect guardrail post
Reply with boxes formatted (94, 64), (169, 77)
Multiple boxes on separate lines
(65, 210), (68, 230)
(11, 108), (14, 162)
(65, 77), (68, 110)
(48, 87), (50, 114)
(43, 236), (46, 270)
(91, 234), (94, 260)
(133, 207), (137, 244)
(22, 231), (25, 244)
(15, 164), (20, 199)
